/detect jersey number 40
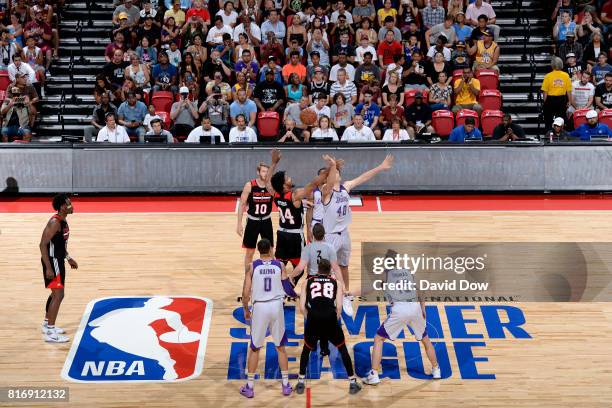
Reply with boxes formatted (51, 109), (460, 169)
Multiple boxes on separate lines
(310, 281), (334, 299)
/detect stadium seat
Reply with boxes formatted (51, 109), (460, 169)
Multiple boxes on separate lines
(598, 109), (612, 128)
(404, 89), (428, 107)
(573, 108), (590, 129)
(431, 109), (455, 137)
(481, 110), (504, 137)
(0, 70), (10, 91)
(452, 69), (463, 84)
(151, 91), (174, 113)
(257, 111), (280, 139)
(455, 109), (480, 129)
(155, 111), (172, 129)
(475, 69), (499, 91)
(479, 89), (502, 111)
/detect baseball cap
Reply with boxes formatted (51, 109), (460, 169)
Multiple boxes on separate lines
(553, 117), (565, 127)
(482, 29), (493, 37)
(586, 109), (598, 119)
(118, 12), (128, 19)
(267, 55), (276, 62)
(314, 66), (323, 73)
(566, 31), (575, 37)
(414, 92), (423, 99)
(456, 40), (466, 48)
(179, 86), (189, 94)
(211, 85), (221, 93)
(265, 69), (275, 75)
(566, 52), (576, 58)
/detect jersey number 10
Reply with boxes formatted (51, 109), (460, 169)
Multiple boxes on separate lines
(310, 281), (334, 299)
(254, 203), (268, 215)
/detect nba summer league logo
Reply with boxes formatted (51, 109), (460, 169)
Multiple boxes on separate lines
(227, 304), (532, 380)
(62, 296), (213, 383)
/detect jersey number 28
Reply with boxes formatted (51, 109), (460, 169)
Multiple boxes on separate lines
(310, 282), (334, 299)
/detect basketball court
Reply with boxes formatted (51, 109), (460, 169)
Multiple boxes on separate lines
(1, 195), (612, 407)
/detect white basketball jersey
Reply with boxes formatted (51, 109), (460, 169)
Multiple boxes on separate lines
(322, 185), (352, 233)
(251, 259), (284, 302)
(384, 268), (418, 303)
(311, 188), (324, 226)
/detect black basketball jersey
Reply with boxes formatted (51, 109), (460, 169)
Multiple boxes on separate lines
(247, 179), (273, 218)
(305, 275), (338, 313)
(274, 191), (303, 231)
(47, 214), (69, 259)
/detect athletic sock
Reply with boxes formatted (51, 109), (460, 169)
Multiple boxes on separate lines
(371, 369), (379, 376)
(43, 318), (49, 326)
(281, 370), (289, 386)
(298, 375), (305, 383)
(349, 376), (357, 383)
(247, 373), (255, 388)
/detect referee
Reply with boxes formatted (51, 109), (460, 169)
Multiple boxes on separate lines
(541, 56), (572, 131)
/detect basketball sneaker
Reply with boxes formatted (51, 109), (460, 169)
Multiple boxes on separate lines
(342, 294), (354, 316)
(282, 383), (292, 396)
(295, 381), (305, 395)
(362, 370), (381, 385)
(239, 384), (254, 398)
(44, 328), (69, 343)
(432, 365), (441, 379)
(42, 323), (65, 334)
(349, 379), (362, 394)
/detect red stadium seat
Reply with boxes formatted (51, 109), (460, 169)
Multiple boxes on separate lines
(479, 89), (502, 111)
(151, 91), (174, 113)
(475, 69), (499, 90)
(431, 109), (455, 137)
(598, 109), (612, 128)
(155, 111), (172, 129)
(481, 110), (504, 137)
(573, 108), (590, 128)
(404, 89), (428, 107)
(452, 69), (463, 84)
(257, 111), (280, 138)
(455, 109), (480, 129)
(0, 70), (10, 91)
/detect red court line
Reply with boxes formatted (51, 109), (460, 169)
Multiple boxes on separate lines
(2, 194), (612, 213)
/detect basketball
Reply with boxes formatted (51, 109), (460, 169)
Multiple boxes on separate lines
(300, 108), (318, 126)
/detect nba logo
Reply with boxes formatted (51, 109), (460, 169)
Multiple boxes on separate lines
(62, 296), (213, 383)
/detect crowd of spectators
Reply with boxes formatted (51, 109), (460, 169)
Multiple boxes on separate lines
(0, 0), (61, 142)
(541, 0), (612, 141)
(92, 0), (510, 143)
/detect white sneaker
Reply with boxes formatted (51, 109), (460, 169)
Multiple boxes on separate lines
(42, 323), (65, 334)
(432, 365), (441, 379)
(44, 329), (69, 343)
(342, 295), (354, 316)
(362, 370), (380, 385)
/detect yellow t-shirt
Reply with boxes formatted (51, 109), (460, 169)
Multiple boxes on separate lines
(164, 9), (186, 27)
(377, 8), (397, 22)
(541, 70), (572, 96)
(454, 78), (480, 105)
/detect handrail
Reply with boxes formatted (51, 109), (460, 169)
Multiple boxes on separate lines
(528, 50), (536, 102)
(522, 16), (531, 62)
(69, 50), (78, 103)
(58, 91), (66, 134)
(536, 90), (543, 139)
(76, 19), (86, 64)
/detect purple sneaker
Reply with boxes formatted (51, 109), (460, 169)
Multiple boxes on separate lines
(240, 384), (254, 398)
(282, 383), (293, 396)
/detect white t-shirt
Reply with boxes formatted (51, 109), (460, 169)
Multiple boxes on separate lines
(329, 63), (356, 82)
(309, 104), (331, 120)
(166, 49), (182, 67)
(233, 23), (262, 44)
(330, 10), (353, 24)
(382, 128), (411, 141)
(342, 125), (376, 142)
(229, 126), (258, 142)
(216, 10), (238, 27)
(185, 125), (225, 143)
(355, 45), (378, 63)
(311, 127), (339, 141)
(571, 80), (595, 108)
(97, 125), (131, 143)
(206, 25), (233, 44)
(427, 46), (451, 61)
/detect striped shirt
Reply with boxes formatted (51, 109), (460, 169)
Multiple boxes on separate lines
(330, 80), (358, 100)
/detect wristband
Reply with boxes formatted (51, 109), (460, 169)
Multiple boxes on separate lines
(65, 255), (72, 261)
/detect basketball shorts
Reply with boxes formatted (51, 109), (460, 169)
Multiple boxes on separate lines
(42, 257), (65, 289)
(325, 229), (351, 267)
(243, 218), (274, 249)
(378, 302), (427, 341)
(250, 299), (287, 350)
(304, 310), (345, 350)
(275, 230), (303, 265)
